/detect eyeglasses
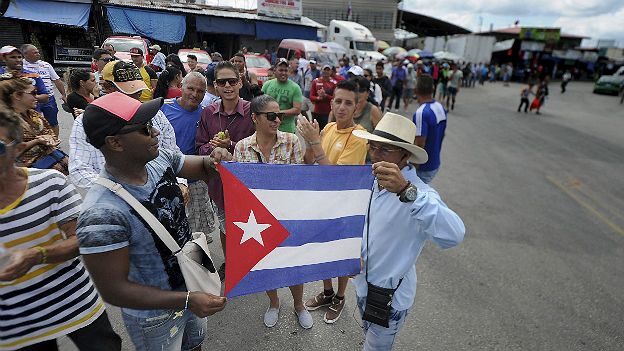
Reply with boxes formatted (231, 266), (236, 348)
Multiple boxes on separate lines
(98, 57), (114, 62)
(255, 111), (283, 121)
(22, 90), (37, 96)
(116, 120), (153, 136)
(368, 143), (403, 154)
(0, 139), (16, 155)
(215, 78), (239, 87)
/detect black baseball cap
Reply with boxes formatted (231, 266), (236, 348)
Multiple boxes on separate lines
(102, 60), (148, 95)
(83, 92), (163, 148)
(129, 47), (143, 56)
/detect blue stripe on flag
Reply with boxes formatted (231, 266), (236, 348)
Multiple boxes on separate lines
(227, 259), (361, 298)
(279, 216), (365, 247)
(221, 163), (374, 191)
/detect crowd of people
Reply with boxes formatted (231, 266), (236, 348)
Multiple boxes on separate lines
(0, 41), (466, 351)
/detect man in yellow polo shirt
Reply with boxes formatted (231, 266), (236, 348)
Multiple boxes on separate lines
(297, 79), (367, 324)
(129, 47), (158, 102)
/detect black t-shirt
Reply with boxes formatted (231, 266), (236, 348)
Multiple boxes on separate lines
(144, 65), (158, 80)
(66, 92), (91, 111)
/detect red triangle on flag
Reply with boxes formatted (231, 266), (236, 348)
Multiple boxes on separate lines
(217, 164), (290, 296)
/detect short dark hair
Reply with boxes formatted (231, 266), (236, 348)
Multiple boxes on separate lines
(250, 94), (277, 114)
(415, 74), (434, 96)
(187, 54), (197, 61)
(351, 75), (370, 93)
(335, 79), (358, 94)
(0, 108), (22, 143)
(375, 61), (384, 68)
(214, 61), (239, 79)
(93, 48), (111, 60)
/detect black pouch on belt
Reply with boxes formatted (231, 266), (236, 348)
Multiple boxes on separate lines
(362, 280), (402, 328)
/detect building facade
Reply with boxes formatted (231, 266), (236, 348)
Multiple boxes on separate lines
(303, 0), (397, 42)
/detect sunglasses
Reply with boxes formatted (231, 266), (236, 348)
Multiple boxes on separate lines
(215, 78), (239, 87)
(368, 143), (403, 154)
(255, 111), (283, 121)
(0, 139), (16, 155)
(116, 120), (153, 136)
(98, 57), (114, 62)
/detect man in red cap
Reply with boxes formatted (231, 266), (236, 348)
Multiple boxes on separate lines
(129, 47), (158, 102)
(77, 92), (231, 351)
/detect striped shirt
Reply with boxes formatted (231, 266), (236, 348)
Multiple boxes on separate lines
(0, 169), (104, 350)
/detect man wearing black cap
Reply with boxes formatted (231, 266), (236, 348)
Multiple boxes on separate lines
(76, 92), (231, 351)
(130, 47), (158, 102)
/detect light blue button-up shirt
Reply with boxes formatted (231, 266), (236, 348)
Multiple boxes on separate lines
(353, 165), (465, 311)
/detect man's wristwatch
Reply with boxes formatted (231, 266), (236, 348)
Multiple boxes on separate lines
(398, 181), (418, 203)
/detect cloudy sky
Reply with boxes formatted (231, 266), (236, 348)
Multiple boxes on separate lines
(401, 0), (624, 47)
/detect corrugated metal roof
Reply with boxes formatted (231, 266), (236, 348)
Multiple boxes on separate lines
(477, 27), (588, 39)
(101, 0), (326, 28)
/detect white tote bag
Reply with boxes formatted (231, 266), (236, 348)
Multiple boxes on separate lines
(96, 178), (221, 296)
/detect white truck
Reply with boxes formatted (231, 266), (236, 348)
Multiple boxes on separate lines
(424, 35), (496, 63)
(327, 20), (386, 64)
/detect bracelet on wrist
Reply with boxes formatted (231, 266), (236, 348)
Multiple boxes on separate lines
(309, 141), (320, 146)
(33, 246), (47, 264)
(184, 291), (191, 310)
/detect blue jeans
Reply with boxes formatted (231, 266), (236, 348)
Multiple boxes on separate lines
(356, 296), (409, 351)
(417, 168), (439, 184)
(122, 309), (206, 351)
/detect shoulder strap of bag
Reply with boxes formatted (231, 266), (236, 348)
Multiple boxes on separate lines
(95, 177), (181, 253)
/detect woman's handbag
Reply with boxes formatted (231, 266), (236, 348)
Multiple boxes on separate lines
(95, 177), (221, 295)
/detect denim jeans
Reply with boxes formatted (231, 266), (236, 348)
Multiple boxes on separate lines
(417, 168), (439, 184)
(40, 95), (59, 127)
(356, 296), (409, 351)
(122, 309), (206, 351)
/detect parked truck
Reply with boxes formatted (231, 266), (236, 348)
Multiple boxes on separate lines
(327, 20), (386, 63)
(425, 35), (496, 63)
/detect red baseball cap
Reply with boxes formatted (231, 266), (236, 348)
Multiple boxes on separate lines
(83, 92), (163, 148)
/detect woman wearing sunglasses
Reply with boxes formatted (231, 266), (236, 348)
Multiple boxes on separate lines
(232, 95), (312, 329)
(0, 73), (68, 174)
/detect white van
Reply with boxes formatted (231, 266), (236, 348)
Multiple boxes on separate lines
(328, 20), (386, 64)
(277, 39), (337, 67)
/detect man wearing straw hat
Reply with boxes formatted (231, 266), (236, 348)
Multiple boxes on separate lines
(351, 112), (465, 350)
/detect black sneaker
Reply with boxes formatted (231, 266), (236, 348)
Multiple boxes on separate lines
(218, 263), (226, 282)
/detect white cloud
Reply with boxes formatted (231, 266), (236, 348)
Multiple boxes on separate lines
(403, 0), (624, 44)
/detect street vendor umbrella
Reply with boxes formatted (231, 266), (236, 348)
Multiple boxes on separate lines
(395, 51), (408, 60)
(406, 49), (421, 60)
(383, 46), (406, 57)
(376, 40), (390, 51)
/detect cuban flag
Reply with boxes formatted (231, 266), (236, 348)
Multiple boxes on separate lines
(217, 163), (374, 298)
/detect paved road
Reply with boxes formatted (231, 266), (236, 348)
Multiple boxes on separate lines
(55, 81), (624, 350)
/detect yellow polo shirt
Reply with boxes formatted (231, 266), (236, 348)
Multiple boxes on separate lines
(321, 122), (368, 165)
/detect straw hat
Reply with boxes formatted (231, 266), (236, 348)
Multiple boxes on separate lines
(352, 112), (428, 164)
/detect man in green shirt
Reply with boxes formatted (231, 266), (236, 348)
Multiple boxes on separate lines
(261, 58), (302, 133)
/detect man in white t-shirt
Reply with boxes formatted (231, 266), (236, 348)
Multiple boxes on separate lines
(446, 64), (463, 111)
(21, 44), (67, 136)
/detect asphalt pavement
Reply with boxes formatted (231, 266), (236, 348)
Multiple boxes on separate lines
(55, 81), (624, 350)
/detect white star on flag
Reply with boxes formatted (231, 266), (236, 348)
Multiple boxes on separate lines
(234, 210), (272, 246)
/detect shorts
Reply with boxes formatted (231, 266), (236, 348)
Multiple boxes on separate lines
(404, 88), (414, 98)
(40, 95), (59, 127)
(122, 309), (206, 351)
(436, 83), (446, 96)
(214, 201), (226, 233)
(447, 87), (458, 96)
(187, 181), (218, 235)
(301, 97), (313, 113)
(417, 168), (439, 184)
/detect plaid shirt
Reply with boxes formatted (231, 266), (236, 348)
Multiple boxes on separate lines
(233, 131), (303, 164)
(68, 110), (184, 190)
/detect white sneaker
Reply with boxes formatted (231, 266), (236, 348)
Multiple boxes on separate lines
(295, 309), (313, 329)
(264, 304), (280, 328)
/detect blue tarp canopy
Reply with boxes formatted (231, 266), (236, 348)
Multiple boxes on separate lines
(255, 21), (317, 40)
(3, 0), (91, 28)
(105, 6), (186, 44)
(196, 16), (255, 36)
